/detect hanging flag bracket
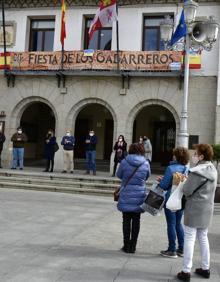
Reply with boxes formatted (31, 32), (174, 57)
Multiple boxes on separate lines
(56, 72), (66, 88)
(122, 74), (130, 90)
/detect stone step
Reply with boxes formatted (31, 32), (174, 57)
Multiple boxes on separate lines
(0, 170), (121, 185)
(0, 176), (121, 190)
(214, 203), (220, 214)
(0, 181), (114, 196)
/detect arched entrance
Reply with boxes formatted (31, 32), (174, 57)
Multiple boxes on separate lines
(133, 105), (176, 166)
(74, 103), (114, 171)
(20, 102), (56, 166)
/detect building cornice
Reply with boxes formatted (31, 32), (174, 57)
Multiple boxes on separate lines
(4, 0), (220, 9)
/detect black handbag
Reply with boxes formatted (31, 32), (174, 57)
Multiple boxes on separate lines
(181, 178), (208, 210)
(54, 142), (59, 153)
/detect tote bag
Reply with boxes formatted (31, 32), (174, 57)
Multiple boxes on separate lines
(141, 182), (166, 216)
(166, 180), (186, 211)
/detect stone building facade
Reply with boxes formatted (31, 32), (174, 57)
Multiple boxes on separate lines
(0, 0), (220, 172)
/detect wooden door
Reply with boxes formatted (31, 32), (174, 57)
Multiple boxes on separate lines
(153, 122), (176, 166)
(104, 119), (114, 160)
(74, 119), (89, 158)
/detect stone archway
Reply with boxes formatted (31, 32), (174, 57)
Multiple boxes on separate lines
(66, 98), (117, 172)
(126, 99), (180, 169)
(10, 96), (58, 132)
(66, 98), (117, 136)
(10, 97), (58, 167)
(126, 99), (180, 143)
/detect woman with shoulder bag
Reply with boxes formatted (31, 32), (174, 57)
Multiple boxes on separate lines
(116, 143), (151, 254)
(177, 144), (217, 282)
(157, 147), (190, 259)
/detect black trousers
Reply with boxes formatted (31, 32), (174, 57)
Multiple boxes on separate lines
(113, 161), (119, 176)
(45, 159), (54, 171)
(122, 212), (141, 244)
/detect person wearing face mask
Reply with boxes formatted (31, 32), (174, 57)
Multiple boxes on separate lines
(61, 130), (75, 173)
(143, 135), (152, 163)
(0, 128), (6, 168)
(85, 130), (98, 175)
(139, 136), (143, 144)
(11, 127), (28, 170)
(112, 135), (127, 177)
(157, 147), (189, 259)
(44, 130), (56, 173)
(176, 144), (217, 282)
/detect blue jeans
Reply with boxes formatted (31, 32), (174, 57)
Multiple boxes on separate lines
(86, 150), (96, 172)
(164, 206), (184, 252)
(12, 148), (24, 169)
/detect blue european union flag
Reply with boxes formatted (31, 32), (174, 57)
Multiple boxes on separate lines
(171, 10), (187, 46)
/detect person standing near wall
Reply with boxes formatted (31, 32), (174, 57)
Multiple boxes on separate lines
(112, 135), (127, 177)
(61, 130), (75, 174)
(143, 135), (152, 163)
(44, 130), (56, 173)
(85, 130), (98, 175)
(0, 128), (6, 168)
(11, 127), (28, 170)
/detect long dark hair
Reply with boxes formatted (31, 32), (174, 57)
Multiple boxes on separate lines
(118, 135), (125, 142)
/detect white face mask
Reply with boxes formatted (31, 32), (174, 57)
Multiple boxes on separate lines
(89, 133), (94, 136)
(119, 138), (123, 142)
(18, 130), (22, 134)
(66, 132), (71, 137)
(192, 155), (200, 165)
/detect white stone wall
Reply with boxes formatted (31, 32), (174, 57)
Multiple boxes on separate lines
(0, 75), (217, 170)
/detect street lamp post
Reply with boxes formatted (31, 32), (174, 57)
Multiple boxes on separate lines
(160, 0), (219, 148)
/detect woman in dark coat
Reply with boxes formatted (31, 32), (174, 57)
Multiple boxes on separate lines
(113, 135), (127, 176)
(117, 143), (150, 253)
(44, 130), (56, 172)
(0, 129), (6, 168)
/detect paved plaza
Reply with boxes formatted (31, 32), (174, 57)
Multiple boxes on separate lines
(0, 188), (219, 282)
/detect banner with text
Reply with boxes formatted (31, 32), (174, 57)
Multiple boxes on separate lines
(10, 51), (182, 72)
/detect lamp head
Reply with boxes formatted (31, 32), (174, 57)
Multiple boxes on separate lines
(184, 0), (198, 25)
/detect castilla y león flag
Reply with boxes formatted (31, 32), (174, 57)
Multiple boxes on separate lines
(89, 0), (117, 40)
(60, 0), (66, 47)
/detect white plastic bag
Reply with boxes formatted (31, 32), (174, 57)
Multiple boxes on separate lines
(166, 180), (186, 211)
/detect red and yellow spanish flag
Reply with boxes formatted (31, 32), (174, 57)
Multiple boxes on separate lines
(0, 52), (11, 70)
(60, 0), (66, 47)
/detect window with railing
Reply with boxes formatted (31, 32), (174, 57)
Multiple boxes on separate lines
(143, 15), (173, 51)
(29, 19), (55, 51)
(84, 18), (112, 50)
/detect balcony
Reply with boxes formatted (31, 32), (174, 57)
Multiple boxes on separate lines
(0, 50), (184, 87)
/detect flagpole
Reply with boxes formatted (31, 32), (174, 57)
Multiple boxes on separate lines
(116, 3), (120, 72)
(1, 0), (7, 74)
(178, 32), (190, 148)
(61, 45), (64, 71)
